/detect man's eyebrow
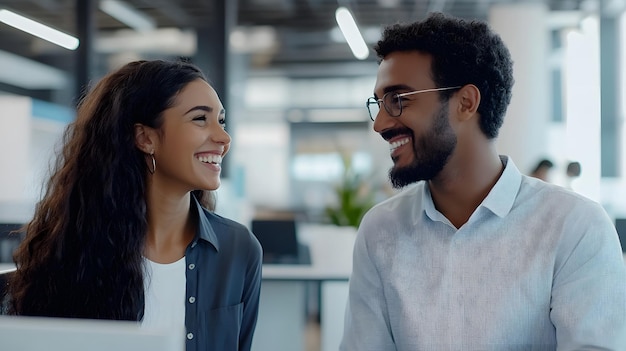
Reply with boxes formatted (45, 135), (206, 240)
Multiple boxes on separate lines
(383, 84), (413, 94)
(184, 105), (213, 114)
(374, 84), (414, 98)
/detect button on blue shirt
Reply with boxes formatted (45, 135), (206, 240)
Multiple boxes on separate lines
(182, 195), (262, 351)
(341, 156), (626, 350)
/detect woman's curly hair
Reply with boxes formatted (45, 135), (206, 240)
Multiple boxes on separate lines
(7, 60), (213, 319)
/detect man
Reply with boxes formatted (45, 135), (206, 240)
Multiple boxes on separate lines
(565, 161), (582, 190)
(341, 12), (626, 350)
(529, 158), (554, 182)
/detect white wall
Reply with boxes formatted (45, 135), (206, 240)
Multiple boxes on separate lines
(0, 95), (69, 223)
(490, 3), (551, 175)
(0, 95), (31, 204)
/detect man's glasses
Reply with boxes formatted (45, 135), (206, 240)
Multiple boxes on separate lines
(366, 86), (462, 121)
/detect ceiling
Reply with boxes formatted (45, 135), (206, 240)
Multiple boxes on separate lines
(0, 0), (595, 100)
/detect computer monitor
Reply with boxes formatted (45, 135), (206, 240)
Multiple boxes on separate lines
(615, 218), (626, 253)
(0, 315), (185, 351)
(250, 219), (310, 264)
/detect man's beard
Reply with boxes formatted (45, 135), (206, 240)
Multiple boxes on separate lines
(389, 102), (457, 188)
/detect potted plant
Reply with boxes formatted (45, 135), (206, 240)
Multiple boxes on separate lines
(324, 155), (374, 228)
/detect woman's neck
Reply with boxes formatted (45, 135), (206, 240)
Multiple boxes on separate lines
(144, 190), (196, 264)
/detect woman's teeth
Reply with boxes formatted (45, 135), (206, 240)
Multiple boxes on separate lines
(196, 155), (222, 164)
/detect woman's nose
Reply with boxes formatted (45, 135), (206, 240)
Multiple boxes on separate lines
(212, 125), (231, 145)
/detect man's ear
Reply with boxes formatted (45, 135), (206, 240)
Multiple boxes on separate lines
(134, 123), (156, 154)
(456, 84), (481, 119)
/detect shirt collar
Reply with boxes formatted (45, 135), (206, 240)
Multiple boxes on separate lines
(480, 155), (522, 218)
(423, 155), (521, 221)
(191, 193), (220, 251)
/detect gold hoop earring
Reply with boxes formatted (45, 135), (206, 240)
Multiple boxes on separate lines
(148, 152), (156, 174)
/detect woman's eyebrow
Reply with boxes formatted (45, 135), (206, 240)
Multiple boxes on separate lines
(184, 105), (213, 114)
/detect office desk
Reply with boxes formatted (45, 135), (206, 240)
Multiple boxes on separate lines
(253, 224), (356, 351)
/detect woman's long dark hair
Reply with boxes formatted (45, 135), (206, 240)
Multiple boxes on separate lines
(8, 60), (213, 319)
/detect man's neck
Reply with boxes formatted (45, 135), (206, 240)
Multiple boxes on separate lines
(428, 145), (503, 229)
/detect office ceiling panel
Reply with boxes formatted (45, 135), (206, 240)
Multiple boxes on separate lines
(0, 0), (594, 94)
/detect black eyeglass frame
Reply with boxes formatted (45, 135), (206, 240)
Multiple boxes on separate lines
(366, 86), (462, 121)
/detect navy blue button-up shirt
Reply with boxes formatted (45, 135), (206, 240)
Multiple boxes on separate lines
(182, 196), (262, 351)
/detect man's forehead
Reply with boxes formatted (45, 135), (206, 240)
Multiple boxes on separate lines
(375, 56), (433, 93)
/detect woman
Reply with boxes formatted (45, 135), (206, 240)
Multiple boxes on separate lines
(6, 60), (262, 351)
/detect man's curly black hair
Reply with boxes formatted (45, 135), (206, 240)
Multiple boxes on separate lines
(375, 12), (514, 139)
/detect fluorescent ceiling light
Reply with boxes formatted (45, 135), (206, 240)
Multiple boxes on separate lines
(330, 26), (381, 44)
(97, 28), (195, 55)
(100, 0), (156, 32)
(0, 9), (79, 50)
(0, 49), (68, 89)
(335, 7), (369, 60)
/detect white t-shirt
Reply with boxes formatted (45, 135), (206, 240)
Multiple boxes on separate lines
(141, 257), (186, 329)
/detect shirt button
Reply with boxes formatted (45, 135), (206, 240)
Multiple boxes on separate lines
(188, 296), (196, 304)
(187, 333), (194, 340)
(188, 263), (195, 270)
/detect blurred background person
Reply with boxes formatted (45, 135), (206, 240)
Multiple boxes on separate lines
(565, 161), (582, 190)
(529, 158), (554, 182)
